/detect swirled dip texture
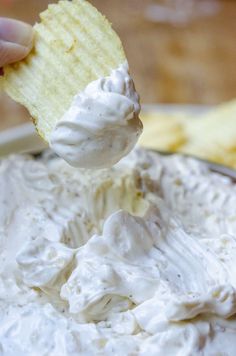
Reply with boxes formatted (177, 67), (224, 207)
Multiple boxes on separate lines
(50, 62), (142, 168)
(1, 148), (236, 355)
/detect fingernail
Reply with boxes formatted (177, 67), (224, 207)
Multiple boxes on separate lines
(0, 18), (34, 48)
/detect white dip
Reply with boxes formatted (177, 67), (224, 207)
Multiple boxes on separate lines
(1, 148), (236, 355)
(50, 62), (142, 169)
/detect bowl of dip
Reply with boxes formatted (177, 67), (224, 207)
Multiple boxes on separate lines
(1, 105), (236, 355)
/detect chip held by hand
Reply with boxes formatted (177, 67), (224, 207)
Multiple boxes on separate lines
(2, 0), (142, 168)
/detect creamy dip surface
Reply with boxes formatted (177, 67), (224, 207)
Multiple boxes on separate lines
(1, 148), (236, 355)
(50, 62), (143, 169)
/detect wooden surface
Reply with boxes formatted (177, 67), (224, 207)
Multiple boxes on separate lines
(0, 0), (235, 131)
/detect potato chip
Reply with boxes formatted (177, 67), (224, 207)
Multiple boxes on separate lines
(140, 100), (236, 169)
(139, 112), (187, 151)
(3, 0), (126, 140)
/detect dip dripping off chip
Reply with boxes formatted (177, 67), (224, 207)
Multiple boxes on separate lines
(2, 0), (126, 141)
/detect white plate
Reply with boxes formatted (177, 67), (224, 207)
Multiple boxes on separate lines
(0, 104), (211, 157)
(0, 123), (47, 157)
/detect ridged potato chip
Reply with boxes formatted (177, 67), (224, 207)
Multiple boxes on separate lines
(139, 112), (187, 151)
(180, 101), (236, 164)
(3, 0), (126, 140)
(140, 100), (236, 169)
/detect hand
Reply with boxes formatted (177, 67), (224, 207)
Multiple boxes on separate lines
(0, 17), (34, 67)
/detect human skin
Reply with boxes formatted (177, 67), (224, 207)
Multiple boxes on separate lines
(0, 17), (33, 67)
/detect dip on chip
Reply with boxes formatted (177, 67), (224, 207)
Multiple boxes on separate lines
(2, 0), (142, 168)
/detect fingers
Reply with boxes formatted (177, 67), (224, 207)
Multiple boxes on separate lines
(0, 41), (30, 67)
(0, 18), (34, 67)
(0, 17), (33, 46)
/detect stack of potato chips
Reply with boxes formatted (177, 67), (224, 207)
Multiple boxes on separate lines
(139, 100), (236, 169)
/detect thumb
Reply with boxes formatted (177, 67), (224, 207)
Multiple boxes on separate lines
(0, 18), (34, 67)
